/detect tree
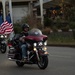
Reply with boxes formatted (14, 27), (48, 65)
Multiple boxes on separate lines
(52, 0), (75, 21)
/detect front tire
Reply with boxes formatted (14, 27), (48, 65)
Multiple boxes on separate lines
(16, 61), (24, 67)
(38, 56), (48, 69)
(1, 44), (7, 53)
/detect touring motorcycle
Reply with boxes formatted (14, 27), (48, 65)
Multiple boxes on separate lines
(0, 34), (7, 53)
(8, 28), (49, 69)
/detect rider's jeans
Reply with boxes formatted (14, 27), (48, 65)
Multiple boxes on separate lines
(21, 44), (27, 58)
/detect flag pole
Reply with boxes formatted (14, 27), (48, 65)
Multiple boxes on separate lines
(39, 0), (44, 28)
(9, 0), (13, 24)
(8, 0), (15, 40)
(2, 0), (6, 21)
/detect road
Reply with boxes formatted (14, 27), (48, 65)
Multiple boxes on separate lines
(0, 46), (75, 75)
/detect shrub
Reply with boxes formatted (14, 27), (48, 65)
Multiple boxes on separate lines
(44, 17), (53, 27)
(42, 27), (51, 34)
(13, 23), (22, 34)
(69, 22), (75, 29)
(37, 20), (42, 29)
(68, 7), (75, 21)
(13, 15), (43, 33)
(20, 15), (41, 29)
(52, 26), (58, 32)
(61, 25), (69, 32)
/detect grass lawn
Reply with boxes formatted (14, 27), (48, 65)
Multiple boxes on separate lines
(47, 32), (75, 45)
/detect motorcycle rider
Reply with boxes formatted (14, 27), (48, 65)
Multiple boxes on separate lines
(19, 23), (29, 60)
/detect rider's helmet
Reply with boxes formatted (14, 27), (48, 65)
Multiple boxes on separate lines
(22, 23), (29, 32)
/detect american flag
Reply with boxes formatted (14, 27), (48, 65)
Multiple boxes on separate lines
(0, 21), (13, 34)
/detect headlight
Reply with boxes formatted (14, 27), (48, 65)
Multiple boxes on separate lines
(34, 43), (37, 46)
(5, 35), (7, 38)
(1, 35), (4, 38)
(38, 42), (43, 46)
(44, 41), (47, 45)
(34, 48), (37, 51)
(43, 47), (47, 51)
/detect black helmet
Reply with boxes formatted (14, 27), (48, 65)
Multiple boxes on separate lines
(22, 23), (29, 31)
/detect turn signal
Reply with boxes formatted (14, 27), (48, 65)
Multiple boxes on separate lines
(44, 52), (48, 55)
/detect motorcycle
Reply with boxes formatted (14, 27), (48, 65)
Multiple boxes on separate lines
(8, 28), (49, 69)
(0, 34), (7, 53)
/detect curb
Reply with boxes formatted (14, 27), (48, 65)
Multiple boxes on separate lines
(48, 44), (75, 48)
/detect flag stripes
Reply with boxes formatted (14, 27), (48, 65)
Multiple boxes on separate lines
(0, 21), (13, 34)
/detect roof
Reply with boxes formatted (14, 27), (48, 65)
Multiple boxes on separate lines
(0, 0), (37, 2)
(12, 0), (36, 2)
(34, 0), (52, 7)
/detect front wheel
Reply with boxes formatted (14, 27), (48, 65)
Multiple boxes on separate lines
(16, 61), (24, 67)
(37, 56), (48, 69)
(1, 44), (7, 53)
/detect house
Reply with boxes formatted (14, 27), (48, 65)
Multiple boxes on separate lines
(0, 0), (51, 23)
(12, 0), (53, 25)
(12, 0), (52, 22)
(34, 0), (52, 17)
(12, 0), (37, 23)
(0, 0), (37, 23)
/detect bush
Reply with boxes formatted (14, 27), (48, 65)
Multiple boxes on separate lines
(13, 23), (22, 34)
(54, 16), (62, 29)
(42, 27), (51, 34)
(52, 26), (58, 32)
(37, 21), (42, 29)
(13, 15), (43, 33)
(61, 25), (69, 32)
(20, 15), (41, 29)
(68, 7), (75, 21)
(69, 22), (75, 29)
(44, 17), (53, 27)
(20, 16), (28, 24)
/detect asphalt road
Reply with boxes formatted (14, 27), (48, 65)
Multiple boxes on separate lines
(0, 46), (75, 75)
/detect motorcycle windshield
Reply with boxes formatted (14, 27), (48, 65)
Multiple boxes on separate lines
(28, 28), (42, 36)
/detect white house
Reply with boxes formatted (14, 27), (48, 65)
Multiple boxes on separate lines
(12, 0), (36, 23)
(0, 0), (36, 23)
(0, 0), (52, 23)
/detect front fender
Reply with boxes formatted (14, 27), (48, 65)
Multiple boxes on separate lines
(38, 50), (49, 56)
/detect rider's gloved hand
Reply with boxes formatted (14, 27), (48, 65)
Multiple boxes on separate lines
(19, 36), (25, 42)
